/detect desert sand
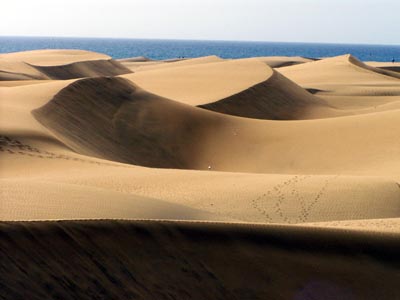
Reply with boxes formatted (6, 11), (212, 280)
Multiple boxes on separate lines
(1, 50), (400, 299)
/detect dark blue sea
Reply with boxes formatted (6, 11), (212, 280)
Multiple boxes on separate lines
(0, 36), (399, 62)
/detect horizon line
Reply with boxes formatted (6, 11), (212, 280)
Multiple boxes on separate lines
(1, 34), (399, 47)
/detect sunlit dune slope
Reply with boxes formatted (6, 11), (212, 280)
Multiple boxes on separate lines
(124, 58), (334, 119)
(278, 54), (400, 95)
(31, 76), (400, 178)
(2, 139), (399, 223)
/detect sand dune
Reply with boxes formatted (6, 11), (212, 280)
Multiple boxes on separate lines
(2, 49), (400, 299)
(279, 54), (400, 116)
(30, 59), (131, 80)
(31, 76), (400, 178)
(255, 56), (314, 68)
(0, 49), (131, 80)
(0, 79), (75, 139)
(0, 60), (48, 80)
(0, 49), (110, 65)
(347, 55), (400, 79)
(1, 178), (225, 221)
(279, 54), (400, 89)
(1, 134), (399, 223)
(118, 56), (153, 62)
(119, 55), (312, 72)
(367, 61), (400, 73)
(125, 56), (400, 119)
(199, 70), (334, 119)
(122, 55), (224, 72)
(118, 60), (166, 72)
(124, 58), (335, 119)
(118, 55), (223, 72)
(1, 220), (400, 300)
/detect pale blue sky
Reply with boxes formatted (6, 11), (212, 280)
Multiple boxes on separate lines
(1, 0), (399, 45)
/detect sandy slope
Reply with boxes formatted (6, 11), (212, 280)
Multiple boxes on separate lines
(366, 61), (400, 73)
(121, 55), (224, 72)
(2, 140), (399, 223)
(123, 58), (335, 119)
(278, 55), (400, 113)
(0, 49), (131, 80)
(30, 76), (400, 178)
(2, 58), (399, 224)
(1, 220), (400, 300)
(118, 55), (312, 72)
(1, 178), (224, 221)
(0, 79), (75, 139)
(255, 56), (314, 68)
(1, 50), (400, 299)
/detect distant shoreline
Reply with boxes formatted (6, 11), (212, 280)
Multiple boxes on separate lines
(1, 36), (399, 61)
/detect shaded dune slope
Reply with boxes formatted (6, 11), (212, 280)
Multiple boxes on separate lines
(366, 61), (400, 74)
(0, 61), (49, 81)
(374, 66), (400, 73)
(1, 220), (400, 300)
(32, 76), (328, 169)
(199, 70), (329, 120)
(29, 59), (132, 80)
(0, 67), (47, 81)
(117, 56), (153, 62)
(381, 66), (400, 73)
(348, 55), (400, 79)
(32, 77), (221, 168)
(32, 77), (400, 175)
(0, 49), (132, 80)
(256, 56), (314, 68)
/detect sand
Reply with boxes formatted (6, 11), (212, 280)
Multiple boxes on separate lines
(1, 50), (400, 299)
(0, 49), (131, 80)
(2, 220), (400, 300)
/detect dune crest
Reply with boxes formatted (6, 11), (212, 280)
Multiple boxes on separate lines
(199, 69), (332, 119)
(2, 48), (400, 299)
(0, 49), (132, 80)
(32, 76), (400, 178)
(255, 56), (314, 68)
(28, 59), (132, 80)
(347, 54), (400, 79)
(32, 77), (221, 168)
(125, 58), (334, 120)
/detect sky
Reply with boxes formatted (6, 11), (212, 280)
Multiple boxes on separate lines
(1, 0), (399, 45)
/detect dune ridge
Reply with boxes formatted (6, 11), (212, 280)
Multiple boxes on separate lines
(0, 49), (132, 80)
(125, 58), (334, 120)
(28, 59), (132, 80)
(278, 54), (400, 89)
(32, 76), (400, 176)
(199, 69), (331, 119)
(2, 49), (400, 299)
(32, 77), (219, 168)
(347, 55), (400, 79)
(255, 56), (314, 68)
(366, 61), (400, 73)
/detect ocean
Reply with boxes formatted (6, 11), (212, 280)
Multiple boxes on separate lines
(0, 36), (399, 62)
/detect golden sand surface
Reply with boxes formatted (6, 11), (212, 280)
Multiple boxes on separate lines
(1, 50), (400, 299)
